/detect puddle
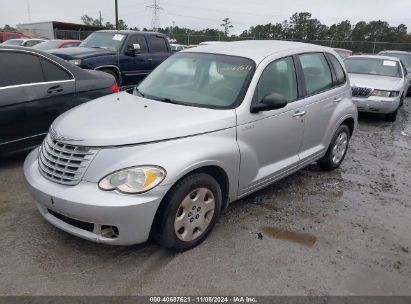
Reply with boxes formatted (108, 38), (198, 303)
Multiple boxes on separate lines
(260, 226), (317, 247)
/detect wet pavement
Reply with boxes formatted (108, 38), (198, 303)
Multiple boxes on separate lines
(0, 98), (410, 296)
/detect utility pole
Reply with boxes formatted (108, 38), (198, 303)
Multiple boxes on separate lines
(99, 11), (102, 27)
(27, 0), (32, 23)
(115, 0), (119, 30)
(147, 0), (163, 31)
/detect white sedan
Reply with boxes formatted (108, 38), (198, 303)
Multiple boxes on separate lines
(345, 55), (410, 121)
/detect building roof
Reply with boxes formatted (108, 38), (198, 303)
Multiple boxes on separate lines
(183, 40), (331, 63)
(17, 21), (105, 31)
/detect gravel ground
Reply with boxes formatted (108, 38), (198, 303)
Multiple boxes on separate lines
(0, 98), (410, 296)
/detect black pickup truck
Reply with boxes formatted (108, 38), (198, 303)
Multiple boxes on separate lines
(49, 30), (172, 87)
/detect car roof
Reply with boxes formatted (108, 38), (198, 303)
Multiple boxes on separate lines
(183, 40), (331, 63)
(379, 50), (410, 54)
(333, 48), (352, 53)
(97, 30), (166, 36)
(346, 54), (401, 61)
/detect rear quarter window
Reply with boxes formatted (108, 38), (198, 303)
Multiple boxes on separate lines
(328, 54), (346, 86)
(40, 58), (72, 82)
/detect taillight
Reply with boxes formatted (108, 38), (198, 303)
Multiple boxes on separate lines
(111, 83), (119, 93)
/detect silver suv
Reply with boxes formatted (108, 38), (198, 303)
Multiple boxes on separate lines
(24, 41), (357, 251)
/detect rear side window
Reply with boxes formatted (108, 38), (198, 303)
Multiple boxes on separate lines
(255, 56), (298, 103)
(328, 54), (346, 86)
(0, 51), (44, 87)
(40, 58), (72, 82)
(299, 53), (333, 95)
(149, 35), (168, 52)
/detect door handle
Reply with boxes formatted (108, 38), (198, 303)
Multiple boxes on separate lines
(292, 110), (306, 117)
(333, 97), (343, 103)
(47, 85), (63, 94)
(147, 58), (153, 62)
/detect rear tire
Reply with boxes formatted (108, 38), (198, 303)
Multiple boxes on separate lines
(318, 124), (350, 171)
(153, 173), (222, 252)
(385, 108), (398, 122)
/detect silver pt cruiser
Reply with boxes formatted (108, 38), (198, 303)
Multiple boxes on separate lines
(24, 41), (358, 251)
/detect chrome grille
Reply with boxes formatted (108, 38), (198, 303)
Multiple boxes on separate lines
(352, 87), (372, 98)
(38, 134), (98, 186)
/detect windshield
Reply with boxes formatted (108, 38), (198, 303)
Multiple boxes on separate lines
(344, 58), (402, 78)
(79, 32), (125, 52)
(33, 40), (61, 50)
(137, 53), (255, 109)
(381, 53), (411, 69)
(2, 39), (23, 46)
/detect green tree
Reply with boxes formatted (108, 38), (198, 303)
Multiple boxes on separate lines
(221, 18), (233, 36)
(81, 14), (101, 26)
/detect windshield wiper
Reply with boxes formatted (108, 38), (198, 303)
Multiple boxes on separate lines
(133, 87), (145, 97)
(156, 97), (181, 105)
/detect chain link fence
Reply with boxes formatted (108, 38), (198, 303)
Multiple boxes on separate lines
(50, 30), (411, 54)
(54, 29), (95, 40)
(170, 34), (411, 54)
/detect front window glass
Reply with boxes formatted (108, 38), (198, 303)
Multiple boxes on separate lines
(137, 53), (255, 109)
(345, 58), (401, 78)
(256, 57), (298, 103)
(80, 32), (125, 52)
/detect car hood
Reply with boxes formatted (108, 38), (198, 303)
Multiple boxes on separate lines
(52, 92), (236, 147)
(348, 73), (403, 91)
(48, 46), (114, 60)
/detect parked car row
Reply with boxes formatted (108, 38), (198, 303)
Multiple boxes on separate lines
(1, 33), (409, 251)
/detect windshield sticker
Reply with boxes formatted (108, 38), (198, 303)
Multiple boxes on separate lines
(217, 65), (253, 73)
(383, 60), (396, 67)
(112, 34), (125, 41)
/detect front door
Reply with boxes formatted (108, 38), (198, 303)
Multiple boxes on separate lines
(120, 35), (153, 86)
(237, 56), (305, 196)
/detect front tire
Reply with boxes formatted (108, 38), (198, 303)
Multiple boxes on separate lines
(385, 108), (398, 122)
(153, 173), (222, 252)
(318, 124), (350, 171)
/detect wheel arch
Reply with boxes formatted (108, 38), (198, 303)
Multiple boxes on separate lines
(95, 65), (121, 84)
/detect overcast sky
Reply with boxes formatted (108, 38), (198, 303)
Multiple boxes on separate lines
(2, 0), (411, 34)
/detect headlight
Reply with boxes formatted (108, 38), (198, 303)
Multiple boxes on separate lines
(371, 90), (399, 98)
(99, 166), (166, 194)
(67, 59), (82, 66)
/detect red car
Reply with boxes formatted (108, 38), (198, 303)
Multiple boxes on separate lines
(32, 39), (82, 51)
(0, 31), (27, 43)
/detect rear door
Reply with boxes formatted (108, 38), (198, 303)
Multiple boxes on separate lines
(25, 56), (76, 137)
(0, 50), (46, 153)
(147, 34), (171, 69)
(296, 52), (348, 165)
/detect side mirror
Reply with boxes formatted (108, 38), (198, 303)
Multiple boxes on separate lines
(126, 43), (141, 56)
(251, 93), (288, 113)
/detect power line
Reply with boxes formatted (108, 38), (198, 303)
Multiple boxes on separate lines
(147, 0), (163, 31)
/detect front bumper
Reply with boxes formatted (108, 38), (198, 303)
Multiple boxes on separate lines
(352, 96), (400, 114)
(24, 149), (168, 245)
